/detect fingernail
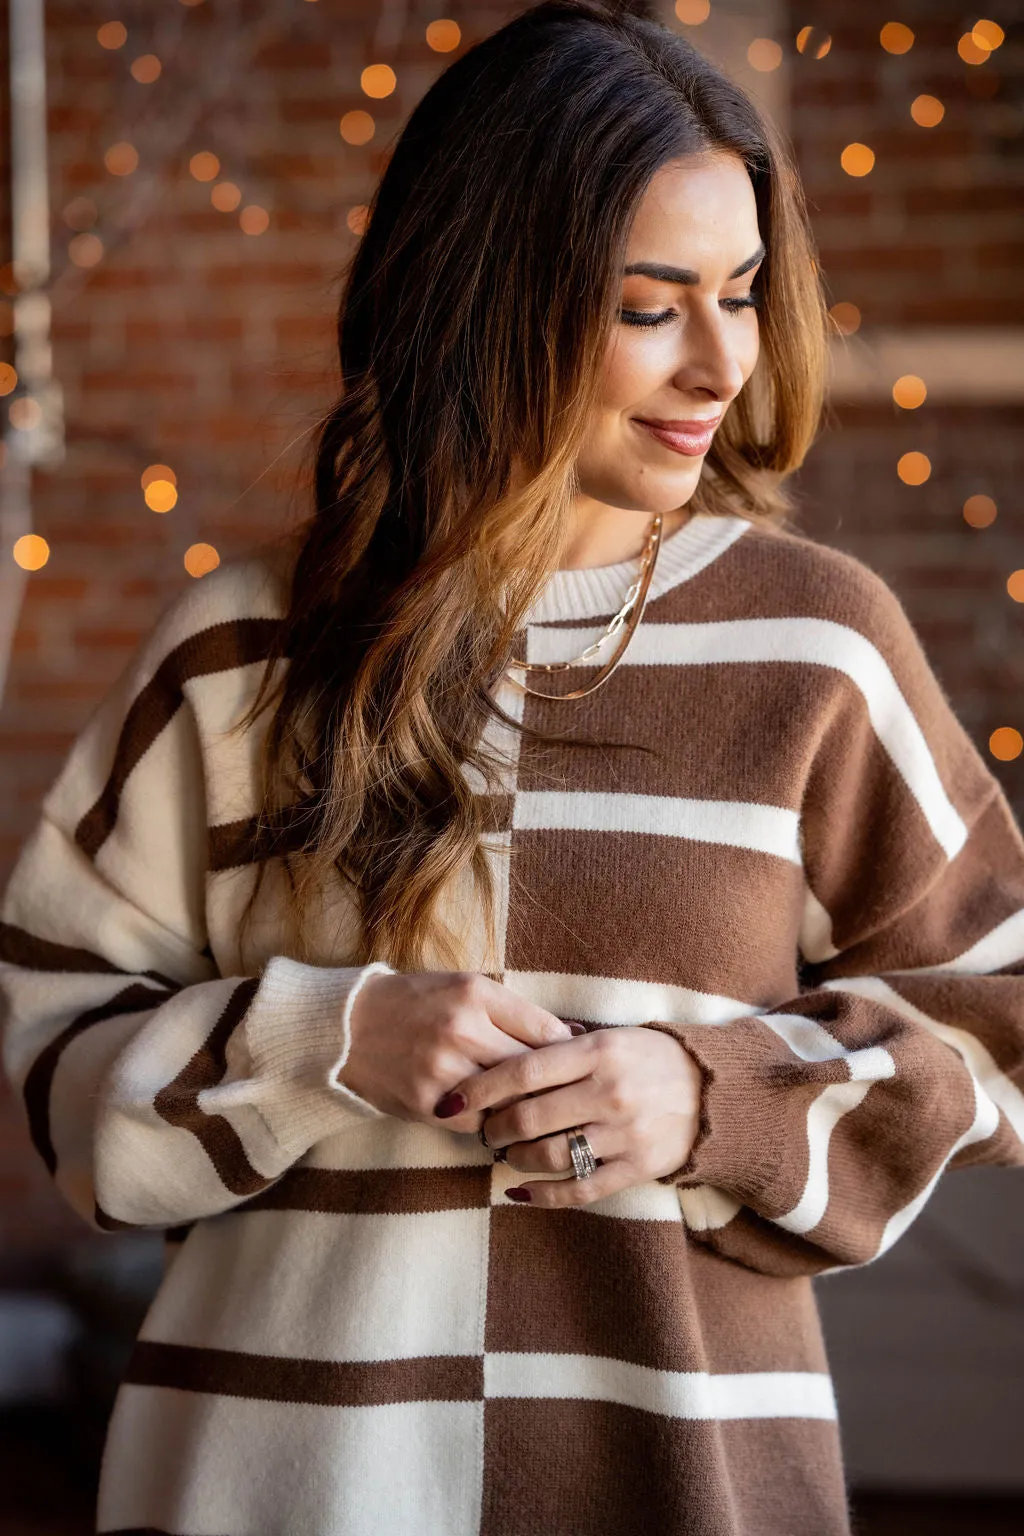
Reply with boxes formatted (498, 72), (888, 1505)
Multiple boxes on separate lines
(505, 1187), (532, 1202)
(434, 1091), (467, 1119)
(566, 1021), (587, 1036)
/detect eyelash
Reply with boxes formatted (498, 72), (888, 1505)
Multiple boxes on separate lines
(619, 295), (761, 329)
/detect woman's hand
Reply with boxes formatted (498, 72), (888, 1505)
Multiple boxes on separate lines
(450, 1025), (703, 1206)
(339, 970), (581, 1129)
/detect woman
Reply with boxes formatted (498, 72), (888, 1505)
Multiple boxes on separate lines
(2, 2), (1023, 1532)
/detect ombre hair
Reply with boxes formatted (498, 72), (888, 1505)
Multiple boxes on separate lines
(240, 0), (828, 971)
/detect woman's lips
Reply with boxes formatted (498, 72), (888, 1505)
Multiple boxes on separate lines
(635, 416), (722, 457)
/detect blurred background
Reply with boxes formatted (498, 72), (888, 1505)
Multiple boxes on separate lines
(0, 1), (1021, 1532)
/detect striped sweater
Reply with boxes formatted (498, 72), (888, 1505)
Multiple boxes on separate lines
(2, 510), (1024, 1536)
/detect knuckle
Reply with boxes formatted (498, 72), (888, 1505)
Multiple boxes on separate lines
(510, 1100), (538, 1140)
(515, 1052), (546, 1092)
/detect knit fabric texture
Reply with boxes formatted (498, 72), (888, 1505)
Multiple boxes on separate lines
(2, 510), (1023, 1536)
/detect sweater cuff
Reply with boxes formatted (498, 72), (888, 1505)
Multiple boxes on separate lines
(642, 1018), (789, 1201)
(242, 955), (396, 1162)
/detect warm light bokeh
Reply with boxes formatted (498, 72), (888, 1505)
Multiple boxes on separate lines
(347, 205), (370, 236)
(897, 451), (931, 485)
(211, 181), (242, 212)
(989, 727), (1023, 762)
(674, 0), (711, 23)
(184, 543), (221, 578)
(340, 110), (375, 145)
(958, 32), (990, 65)
(892, 374), (927, 409)
(361, 64), (397, 99)
(880, 22), (914, 54)
(972, 20), (1005, 51)
(1006, 570), (1024, 604)
(97, 21), (127, 50)
(841, 142), (875, 177)
(144, 480), (178, 513)
(425, 19), (461, 51)
(13, 534), (50, 571)
(0, 362), (17, 396)
(239, 205), (270, 236)
(829, 301), (862, 335)
(963, 494), (998, 528)
(910, 94), (944, 127)
(795, 26), (832, 59)
(104, 141), (139, 176)
(68, 233), (104, 268)
(141, 464), (177, 490)
(747, 39), (783, 72)
(130, 54), (162, 84)
(190, 151), (221, 182)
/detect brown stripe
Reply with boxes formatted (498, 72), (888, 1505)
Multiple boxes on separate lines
(479, 1400), (849, 1536)
(125, 1339), (483, 1407)
(688, 1206), (836, 1280)
(153, 977), (269, 1198)
(0, 920), (178, 988)
(243, 1163), (492, 1216)
(23, 981), (173, 1175)
(75, 617), (280, 860)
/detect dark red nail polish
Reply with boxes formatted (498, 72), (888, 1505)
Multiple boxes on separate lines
(434, 1091), (467, 1119)
(505, 1187), (532, 1202)
(567, 1021), (587, 1036)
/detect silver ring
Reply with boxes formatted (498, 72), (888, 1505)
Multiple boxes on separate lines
(567, 1126), (597, 1180)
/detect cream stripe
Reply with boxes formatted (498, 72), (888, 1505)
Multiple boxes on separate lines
(527, 617), (967, 860)
(760, 1013), (895, 1236)
(512, 790), (802, 865)
(483, 1352), (837, 1421)
(502, 969), (758, 1028)
(798, 883), (840, 962)
(890, 906), (1024, 977)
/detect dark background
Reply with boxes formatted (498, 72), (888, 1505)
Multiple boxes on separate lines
(1, 2), (1022, 1531)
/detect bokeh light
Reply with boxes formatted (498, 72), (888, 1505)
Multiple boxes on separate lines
(104, 141), (139, 176)
(675, 0), (710, 22)
(340, 110), (375, 145)
(347, 205), (370, 235)
(829, 301), (862, 334)
(880, 22), (914, 54)
(841, 142), (875, 177)
(13, 534), (50, 571)
(184, 543), (220, 578)
(68, 233), (104, 268)
(973, 20), (1005, 51)
(190, 151), (220, 182)
(211, 181), (242, 212)
(426, 19), (461, 51)
(141, 463), (177, 489)
(795, 26), (832, 59)
(9, 397), (42, 431)
(361, 64), (396, 98)
(1006, 570), (1024, 603)
(144, 481), (178, 513)
(989, 727), (1023, 762)
(130, 54), (162, 84)
(910, 94), (945, 127)
(892, 374), (927, 408)
(97, 21), (127, 50)
(748, 39), (783, 72)
(0, 362), (17, 395)
(239, 205), (270, 236)
(897, 451), (931, 485)
(958, 32), (990, 65)
(963, 494), (997, 527)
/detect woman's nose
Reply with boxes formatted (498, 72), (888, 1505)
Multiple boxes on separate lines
(670, 306), (750, 404)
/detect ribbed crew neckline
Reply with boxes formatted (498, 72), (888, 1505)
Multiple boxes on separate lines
(522, 511), (750, 625)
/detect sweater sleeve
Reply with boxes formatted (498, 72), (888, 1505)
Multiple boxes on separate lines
(647, 564), (1024, 1278)
(0, 578), (392, 1233)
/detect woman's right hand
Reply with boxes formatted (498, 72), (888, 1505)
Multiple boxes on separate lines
(340, 970), (581, 1133)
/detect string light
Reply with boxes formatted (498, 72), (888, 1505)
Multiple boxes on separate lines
(130, 54), (162, 84)
(989, 727), (1023, 762)
(795, 27), (831, 59)
(880, 22), (914, 54)
(0, 363), (16, 396)
(347, 205), (369, 235)
(142, 464), (178, 513)
(189, 151), (220, 182)
(897, 451), (930, 485)
(958, 32), (990, 65)
(963, 494), (997, 527)
(13, 534), (50, 571)
(184, 543), (220, 577)
(104, 141), (139, 176)
(747, 39), (783, 72)
(911, 94), (944, 127)
(674, 0), (710, 23)
(361, 64), (396, 98)
(841, 142), (875, 176)
(1006, 570), (1024, 603)
(239, 205), (270, 236)
(97, 21), (127, 50)
(341, 110), (375, 145)
(892, 374), (927, 408)
(972, 20), (1005, 51)
(426, 19), (461, 50)
(829, 301), (861, 334)
(69, 233), (104, 267)
(211, 181), (242, 212)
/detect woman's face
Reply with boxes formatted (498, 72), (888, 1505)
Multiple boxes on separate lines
(575, 151), (764, 516)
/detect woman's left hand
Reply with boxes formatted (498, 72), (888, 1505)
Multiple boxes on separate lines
(449, 1025), (703, 1207)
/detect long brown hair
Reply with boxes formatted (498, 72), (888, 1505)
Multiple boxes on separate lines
(239, 0), (828, 972)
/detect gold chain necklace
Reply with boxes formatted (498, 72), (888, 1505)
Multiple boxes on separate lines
(503, 514), (663, 700)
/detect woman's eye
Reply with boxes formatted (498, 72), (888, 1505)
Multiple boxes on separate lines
(619, 308), (675, 329)
(721, 294), (761, 314)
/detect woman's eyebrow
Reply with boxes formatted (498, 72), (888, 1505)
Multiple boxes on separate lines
(623, 242), (766, 285)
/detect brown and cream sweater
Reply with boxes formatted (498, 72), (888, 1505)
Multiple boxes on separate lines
(3, 510), (1024, 1536)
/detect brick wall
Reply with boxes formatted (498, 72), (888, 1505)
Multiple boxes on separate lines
(0, 0), (1021, 1261)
